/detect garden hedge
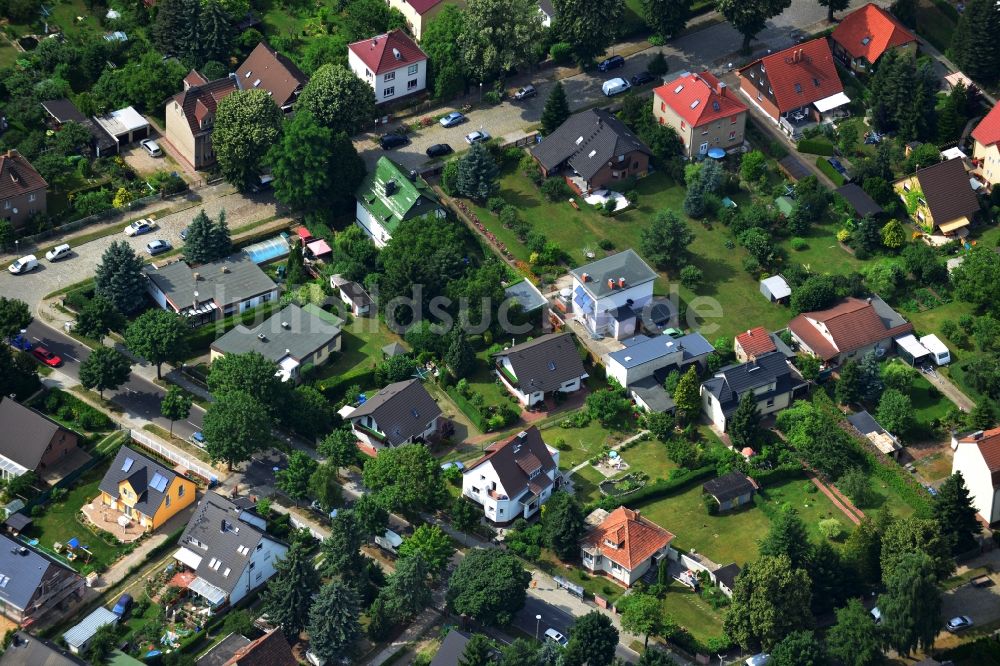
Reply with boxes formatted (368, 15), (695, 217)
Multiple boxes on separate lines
(797, 138), (835, 156)
(816, 157), (847, 185)
(592, 464), (715, 511)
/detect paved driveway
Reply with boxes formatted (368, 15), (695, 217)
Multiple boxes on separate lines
(0, 185), (283, 310)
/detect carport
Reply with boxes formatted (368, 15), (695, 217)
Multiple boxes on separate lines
(93, 106), (150, 151)
(895, 334), (932, 367)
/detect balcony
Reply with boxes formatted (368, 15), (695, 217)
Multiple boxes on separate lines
(495, 364), (519, 387)
(353, 422), (386, 441)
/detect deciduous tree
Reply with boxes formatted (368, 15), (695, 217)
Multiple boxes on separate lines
(446, 549), (531, 625)
(297, 64), (376, 137)
(564, 611), (618, 666)
(952, 244), (1000, 314)
(94, 241), (147, 315)
(770, 630), (827, 666)
(0, 297), (32, 340)
(160, 386), (192, 436)
(724, 555), (812, 651)
(276, 450), (318, 501)
(552, 0), (624, 62)
(213, 89), (283, 192)
(124, 309), (188, 379)
(717, 0), (793, 52)
(880, 516), (953, 582)
(620, 593), (665, 648)
(542, 491), (586, 560)
(79, 347), (131, 398)
(362, 444), (448, 514)
(641, 0), (690, 39)
(207, 351), (290, 415)
(827, 599), (883, 666)
(817, 0), (849, 23)
(876, 388), (914, 436)
(639, 208), (694, 270)
(397, 525), (454, 576)
(320, 427), (360, 469)
(380, 552), (434, 620)
(308, 461), (342, 511)
(201, 390), (272, 469)
(878, 552), (941, 657)
(421, 6), (468, 99)
(458, 0), (545, 82)
(74, 296), (124, 341)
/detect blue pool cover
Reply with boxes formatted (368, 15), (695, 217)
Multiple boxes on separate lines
(243, 233), (290, 264)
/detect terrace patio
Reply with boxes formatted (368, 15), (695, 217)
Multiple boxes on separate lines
(81, 499), (147, 543)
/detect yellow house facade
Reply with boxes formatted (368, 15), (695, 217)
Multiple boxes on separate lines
(97, 446), (197, 532)
(387, 0), (464, 40)
(893, 158), (980, 236)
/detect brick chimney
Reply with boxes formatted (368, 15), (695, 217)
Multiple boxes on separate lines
(718, 81), (727, 97)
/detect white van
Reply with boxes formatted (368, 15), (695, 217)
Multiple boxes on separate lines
(602, 78), (631, 97)
(45, 244), (72, 261)
(919, 334), (951, 366)
(7, 255), (38, 274)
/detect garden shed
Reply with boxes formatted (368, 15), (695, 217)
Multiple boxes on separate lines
(63, 607), (118, 654)
(759, 275), (791, 303)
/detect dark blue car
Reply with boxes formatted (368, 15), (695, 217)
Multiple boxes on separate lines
(8, 333), (31, 352)
(112, 593), (133, 618)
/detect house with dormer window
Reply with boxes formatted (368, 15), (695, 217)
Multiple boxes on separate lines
(491, 333), (588, 408)
(164, 71), (238, 169)
(0, 150), (47, 231)
(346, 379), (443, 453)
(652, 71), (748, 159)
(700, 351), (808, 431)
(462, 427), (560, 524)
(580, 507), (675, 587)
(95, 446), (197, 533)
(348, 30), (427, 103)
(830, 3), (917, 72)
(173, 493), (287, 608)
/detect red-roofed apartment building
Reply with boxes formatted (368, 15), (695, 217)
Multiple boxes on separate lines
(348, 30), (428, 104)
(0, 149), (47, 230)
(830, 3), (917, 72)
(952, 427), (1000, 524)
(788, 295), (913, 366)
(652, 71), (748, 159)
(738, 38), (849, 138)
(387, 0), (464, 40)
(972, 103), (1000, 190)
(581, 507), (675, 587)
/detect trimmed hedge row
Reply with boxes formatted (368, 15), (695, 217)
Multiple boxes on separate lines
(445, 386), (488, 432)
(318, 370), (378, 404)
(748, 462), (802, 487)
(797, 138), (835, 156)
(592, 464), (715, 511)
(816, 157), (847, 185)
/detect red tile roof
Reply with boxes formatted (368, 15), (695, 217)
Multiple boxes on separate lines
(225, 629), (296, 666)
(653, 71), (747, 128)
(958, 427), (1000, 487)
(788, 297), (913, 361)
(972, 103), (1000, 148)
(172, 73), (238, 136)
(0, 150), (47, 201)
(582, 507), (674, 571)
(348, 29), (427, 76)
(831, 3), (917, 63)
(739, 38), (843, 113)
(403, 0), (445, 13)
(735, 327), (777, 358)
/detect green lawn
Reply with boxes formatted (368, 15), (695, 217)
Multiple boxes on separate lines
(618, 438), (678, 482)
(915, 0), (957, 52)
(661, 581), (727, 645)
(313, 312), (403, 392)
(763, 475), (853, 541)
(542, 420), (635, 469)
(25, 468), (129, 573)
(778, 220), (864, 276)
(537, 550), (627, 604)
(907, 372), (953, 442)
(571, 464), (607, 505)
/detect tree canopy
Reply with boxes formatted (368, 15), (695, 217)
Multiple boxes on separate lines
(201, 390), (273, 469)
(446, 549), (531, 625)
(717, 0), (793, 51)
(94, 241), (148, 315)
(213, 89), (283, 192)
(458, 0), (545, 82)
(124, 309), (188, 379)
(362, 444), (448, 514)
(552, 0), (625, 62)
(723, 555), (812, 651)
(79, 347), (131, 398)
(261, 541), (320, 637)
(297, 64), (377, 136)
(639, 209), (695, 271)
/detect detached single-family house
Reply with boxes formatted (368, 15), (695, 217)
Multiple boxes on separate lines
(702, 471), (758, 511)
(972, 103), (1000, 190)
(0, 535), (83, 627)
(0, 397), (80, 480)
(951, 427), (1000, 524)
(569, 249), (658, 340)
(355, 156), (444, 247)
(893, 158), (980, 236)
(830, 3), (917, 72)
(848, 409), (902, 458)
(580, 507), (675, 587)
(537, 0), (555, 26)
(331, 275), (373, 316)
(734, 326), (792, 363)
(788, 296), (913, 366)
(1, 632), (86, 666)
(144, 255), (278, 324)
(165, 71), (239, 169)
(531, 108), (652, 194)
(96, 446), (197, 533)
(700, 351), (807, 431)
(210, 303), (342, 383)
(0, 150), (47, 231)
(174, 492), (288, 608)
(195, 628), (296, 666)
(604, 333), (715, 414)
(652, 71), (748, 159)
(40, 99), (117, 157)
(236, 42), (308, 112)
(738, 39), (849, 137)
(347, 379), (443, 452)
(387, 0), (464, 40)
(491, 333), (588, 408)
(462, 427), (560, 524)
(348, 30), (428, 104)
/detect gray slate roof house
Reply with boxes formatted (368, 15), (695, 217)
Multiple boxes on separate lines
(348, 379), (443, 447)
(175, 492), (287, 607)
(492, 333), (588, 395)
(465, 427), (558, 501)
(628, 375), (675, 413)
(144, 255), (277, 320)
(701, 351), (806, 430)
(195, 633), (252, 666)
(99, 446), (183, 520)
(569, 249), (659, 301)
(0, 535), (83, 626)
(0, 632), (86, 666)
(0, 397), (80, 479)
(429, 630), (472, 666)
(713, 562), (741, 597)
(531, 108), (651, 190)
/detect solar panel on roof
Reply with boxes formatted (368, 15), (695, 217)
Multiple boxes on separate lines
(150, 472), (168, 492)
(121, 457), (134, 472)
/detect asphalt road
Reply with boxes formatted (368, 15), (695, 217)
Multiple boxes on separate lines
(25, 319), (204, 441)
(514, 595), (638, 662)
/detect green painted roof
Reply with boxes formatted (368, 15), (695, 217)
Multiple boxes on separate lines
(355, 157), (442, 234)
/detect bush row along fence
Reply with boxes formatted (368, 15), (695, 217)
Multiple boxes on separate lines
(445, 386), (489, 432)
(14, 191), (165, 250)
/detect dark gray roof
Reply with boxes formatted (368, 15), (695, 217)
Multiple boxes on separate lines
(714, 563), (741, 590)
(0, 535), (76, 612)
(629, 376), (675, 413)
(382, 342), (408, 357)
(537, 0), (555, 19)
(847, 410), (885, 436)
(702, 351), (803, 416)
(607, 333), (714, 369)
(778, 154), (810, 180)
(338, 279), (373, 308)
(40, 99), (86, 124)
(0, 632), (86, 666)
(196, 633), (253, 666)
(915, 158), (980, 225)
(504, 278), (547, 312)
(179, 493), (276, 595)
(570, 249), (658, 300)
(210, 303), (342, 362)
(703, 471), (756, 502)
(430, 630), (471, 666)
(531, 108), (652, 180)
(4, 513), (32, 532)
(99, 446), (181, 518)
(144, 255), (276, 312)
(0, 397), (69, 471)
(835, 183), (883, 217)
(349, 379), (442, 446)
(492, 333), (587, 393)
(467, 427), (556, 500)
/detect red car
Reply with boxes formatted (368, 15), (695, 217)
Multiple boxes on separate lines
(32, 345), (62, 367)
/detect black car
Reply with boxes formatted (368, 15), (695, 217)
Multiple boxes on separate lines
(426, 143), (453, 158)
(379, 133), (408, 150)
(598, 55), (625, 72)
(631, 71), (655, 86)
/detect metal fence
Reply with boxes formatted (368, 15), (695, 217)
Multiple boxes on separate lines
(128, 428), (218, 483)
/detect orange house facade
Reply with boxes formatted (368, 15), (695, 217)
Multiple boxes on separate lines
(96, 446), (197, 532)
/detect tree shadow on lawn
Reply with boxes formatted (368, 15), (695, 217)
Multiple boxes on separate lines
(686, 255), (738, 297)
